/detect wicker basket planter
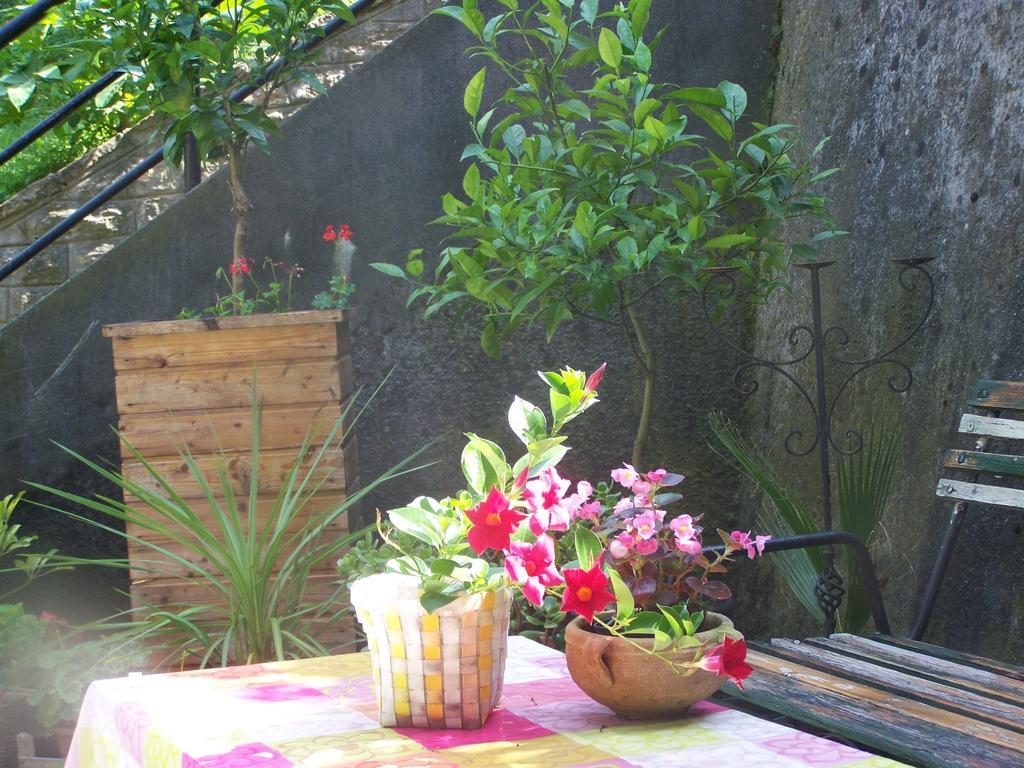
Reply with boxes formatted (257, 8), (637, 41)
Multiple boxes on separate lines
(351, 574), (512, 729)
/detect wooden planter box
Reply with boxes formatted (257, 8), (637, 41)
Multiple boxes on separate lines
(102, 310), (357, 656)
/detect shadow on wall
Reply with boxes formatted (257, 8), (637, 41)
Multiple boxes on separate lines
(0, 1), (780, 619)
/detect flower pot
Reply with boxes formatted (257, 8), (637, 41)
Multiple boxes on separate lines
(564, 612), (739, 719)
(351, 573), (512, 729)
(102, 310), (357, 663)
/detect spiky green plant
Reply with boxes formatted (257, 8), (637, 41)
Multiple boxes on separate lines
(29, 383), (434, 667)
(708, 412), (900, 633)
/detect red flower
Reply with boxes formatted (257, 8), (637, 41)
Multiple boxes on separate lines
(229, 257), (250, 275)
(700, 636), (754, 689)
(323, 225), (337, 242)
(585, 362), (607, 392)
(465, 487), (525, 555)
(560, 562), (615, 623)
(323, 224), (353, 242)
(339, 224), (353, 241)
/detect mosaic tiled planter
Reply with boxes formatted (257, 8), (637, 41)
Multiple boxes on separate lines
(350, 573), (512, 729)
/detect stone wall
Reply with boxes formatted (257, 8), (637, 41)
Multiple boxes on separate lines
(0, 0), (436, 328)
(733, 0), (1024, 662)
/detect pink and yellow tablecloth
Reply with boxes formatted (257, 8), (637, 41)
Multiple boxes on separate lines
(67, 636), (908, 768)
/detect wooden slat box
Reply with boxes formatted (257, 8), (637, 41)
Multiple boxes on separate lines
(102, 310), (357, 660)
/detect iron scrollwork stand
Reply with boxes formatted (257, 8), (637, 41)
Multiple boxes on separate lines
(701, 258), (935, 634)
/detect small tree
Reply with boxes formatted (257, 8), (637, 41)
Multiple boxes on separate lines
(377, 0), (841, 465)
(107, 0), (353, 301)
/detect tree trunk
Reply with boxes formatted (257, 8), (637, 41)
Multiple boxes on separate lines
(227, 141), (251, 313)
(624, 300), (656, 468)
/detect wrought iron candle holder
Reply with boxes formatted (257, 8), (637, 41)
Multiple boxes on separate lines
(701, 257), (935, 634)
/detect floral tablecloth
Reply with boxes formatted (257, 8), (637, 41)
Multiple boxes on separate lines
(67, 636), (908, 768)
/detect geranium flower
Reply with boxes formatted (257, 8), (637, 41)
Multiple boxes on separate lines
(504, 535), (562, 605)
(525, 468), (573, 534)
(634, 538), (659, 556)
(628, 510), (659, 540)
(229, 257), (250, 275)
(466, 487), (525, 554)
(561, 562), (615, 623)
(730, 530), (771, 559)
(608, 532), (635, 559)
(646, 468), (668, 484)
(700, 636), (754, 689)
(610, 463), (639, 489)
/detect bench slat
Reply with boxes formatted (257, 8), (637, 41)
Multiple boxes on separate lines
(732, 647), (1024, 768)
(872, 635), (1024, 682)
(768, 638), (1024, 731)
(819, 634), (1024, 706)
(969, 379), (1024, 411)
(935, 478), (1024, 511)
(943, 449), (1024, 476)
(959, 413), (1024, 440)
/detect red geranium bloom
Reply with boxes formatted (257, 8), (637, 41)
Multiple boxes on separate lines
(323, 225), (337, 242)
(700, 636), (754, 689)
(339, 224), (353, 241)
(560, 562), (615, 623)
(229, 257), (250, 275)
(465, 487), (524, 555)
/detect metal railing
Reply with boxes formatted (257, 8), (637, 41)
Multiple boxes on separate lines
(0, 0), (379, 284)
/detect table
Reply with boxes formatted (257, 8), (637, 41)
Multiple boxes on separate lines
(68, 636), (909, 768)
(732, 633), (1024, 768)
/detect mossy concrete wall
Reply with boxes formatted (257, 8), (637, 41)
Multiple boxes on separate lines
(0, 2), (778, 620)
(731, 0), (1024, 662)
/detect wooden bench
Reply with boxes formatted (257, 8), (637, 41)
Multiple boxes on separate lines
(724, 378), (1024, 768)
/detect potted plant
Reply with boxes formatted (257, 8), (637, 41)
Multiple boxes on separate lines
(376, 0), (842, 466)
(353, 363), (765, 727)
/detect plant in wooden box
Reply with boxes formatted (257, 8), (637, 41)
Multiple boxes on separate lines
(353, 363), (767, 727)
(31, 389), (431, 667)
(375, 0), (843, 467)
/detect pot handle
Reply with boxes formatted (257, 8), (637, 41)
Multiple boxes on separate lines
(578, 633), (615, 688)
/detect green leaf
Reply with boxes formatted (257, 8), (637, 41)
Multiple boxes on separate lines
(717, 80), (747, 123)
(508, 396), (547, 445)
(633, 39), (652, 72)
(480, 323), (500, 359)
(389, 498), (445, 547)
(609, 568), (635, 623)
(668, 87), (727, 107)
(462, 163), (481, 199)
(5, 74), (35, 110)
(574, 526), (602, 570)
(464, 67), (487, 118)
(598, 28), (623, 70)
(421, 591), (458, 614)
(704, 233), (757, 249)
(686, 103), (733, 142)
(430, 558), (458, 577)
(369, 262), (405, 278)
(580, 0), (599, 24)
(461, 433), (508, 494)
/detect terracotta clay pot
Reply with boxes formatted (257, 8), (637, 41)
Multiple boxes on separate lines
(564, 612), (738, 719)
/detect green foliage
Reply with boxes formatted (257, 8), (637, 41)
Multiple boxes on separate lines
(312, 275), (357, 310)
(380, 365), (602, 614)
(708, 412), (901, 633)
(0, 2), (131, 200)
(376, 0), (841, 463)
(29, 381), (433, 666)
(836, 426), (901, 632)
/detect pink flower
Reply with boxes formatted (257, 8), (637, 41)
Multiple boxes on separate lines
(635, 538), (659, 556)
(561, 562), (615, 623)
(632, 493), (652, 509)
(674, 534), (703, 556)
(608, 532), (635, 559)
(504, 535), (563, 606)
(576, 500), (602, 521)
(730, 530), (772, 560)
(610, 463), (639, 489)
(525, 468), (573, 534)
(670, 514), (697, 537)
(631, 480), (652, 496)
(613, 496), (637, 515)
(575, 480), (593, 499)
(700, 636), (753, 688)
(565, 481), (595, 522)
(646, 468), (668, 484)
(628, 510), (659, 540)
